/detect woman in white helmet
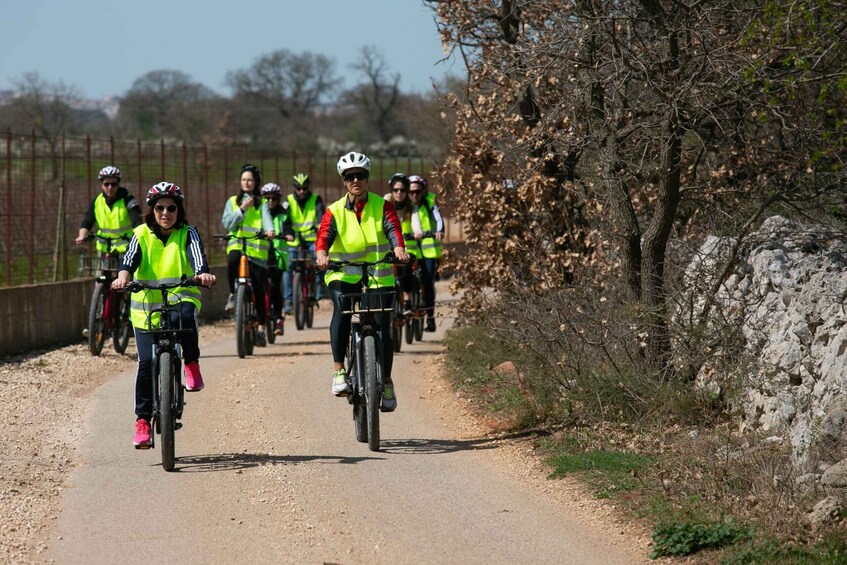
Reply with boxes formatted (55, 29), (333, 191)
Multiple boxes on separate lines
(315, 152), (410, 412)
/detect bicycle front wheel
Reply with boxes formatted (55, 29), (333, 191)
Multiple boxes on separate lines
(88, 282), (107, 356)
(113, 292), (132, 354)
(351, 340), (368, 443)
(159, 351), (176, 471)
(292, 272), (305, 330)
(364, 335), (380, 452)
(235, 284), (249, 358)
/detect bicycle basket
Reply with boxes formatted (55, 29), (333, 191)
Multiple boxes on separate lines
(81, 255), (120, 275)
(339, 289), (395, 315)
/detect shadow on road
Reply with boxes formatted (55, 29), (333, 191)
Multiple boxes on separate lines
(170, 452), (383, 472)
(380, 428), (552, 455)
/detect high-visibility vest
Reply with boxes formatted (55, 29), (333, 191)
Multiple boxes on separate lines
(270, 210), (289, 270)
(129, 224), (201, 330)
(225, 196), (269, 264)
(93, 193), (133, 254)
(324, 193), (394, 288)
(286, 192), (319, 245)
(419, 192), (442, 259)
(397, 202), (421, 259)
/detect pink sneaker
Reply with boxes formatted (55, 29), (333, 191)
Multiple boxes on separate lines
(184, 362), (204, 392)
(133, 418), (152, 449)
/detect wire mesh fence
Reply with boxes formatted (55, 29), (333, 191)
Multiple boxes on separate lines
(0, 128), (460, 287)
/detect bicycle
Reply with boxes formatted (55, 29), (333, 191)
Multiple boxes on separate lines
(403, 233), (428, 344)
(80, 234), (132, 356)
(389, 254), (419, 353)
(290, 232), (319, 331)
(328, 253), (401, 452)
(125, 275), (204, 472)
(213, 233), (272, 357)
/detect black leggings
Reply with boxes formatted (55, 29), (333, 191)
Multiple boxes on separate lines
(268, 266), (283, 320)
(418, 257), (438, 318)
(328, 280), (395, 383)
(134, 302), (199, 420)
(226, 251), (268, 324)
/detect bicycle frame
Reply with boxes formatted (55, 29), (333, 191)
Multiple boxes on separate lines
(83, 234), (132, 355)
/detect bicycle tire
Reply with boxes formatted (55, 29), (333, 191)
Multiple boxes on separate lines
(235, 284), (249, 358)
(351, 340), (368, 443)
(265, 315), (276, 345)
(292, 272), (305, 330)
(393, 299), (403, 352)
(246, 295), (256, 356)
(159, 351), (176, 471)
(364, 335), (380, 451)
(113, 292), (131, 354)
(88, 282), (107, 356)
(413, 286), (424, 341)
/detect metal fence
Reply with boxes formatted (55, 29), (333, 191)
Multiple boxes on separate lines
(0, 128), (461, 287)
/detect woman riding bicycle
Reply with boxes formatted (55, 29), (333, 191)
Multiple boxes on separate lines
(315, 152), (409, 411)
(407, 175), (444, 332)
(261, 182), (295, 335)
(384, 172), (422, 315)
(112, 182), (216, 449)
(221, 163), (275, 347)
(284, 173), (327, 312)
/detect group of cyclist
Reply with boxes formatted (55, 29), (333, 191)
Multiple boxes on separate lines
(78, 152), (444, 449)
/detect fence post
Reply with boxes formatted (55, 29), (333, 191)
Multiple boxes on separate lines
(86, 135), (92, 203)
(204, 144), (211, 244)
(5, 128), (11, 285)
(136, 139), (143, 190)
(160, 138), (165, 180)
(110, 135), (115, 165)
(182, 142), (188, 196)
(29, 129), (36, 283)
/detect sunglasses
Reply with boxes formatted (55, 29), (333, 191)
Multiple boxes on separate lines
(266, 195), (280, 200)
(295, 186), (309, 191)
(409, 190), (422, 195)
(154, 204), (178, 213)
(342, 172), (369, 182)
(392, 188), (408, 193)
(102, 181), (118, 187)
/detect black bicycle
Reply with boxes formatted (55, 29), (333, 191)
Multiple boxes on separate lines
(328, 253), (401, 452)
(290, 232), (318, 331)
(214, 233), (274, 356)
(125, 276), (203, 472)
(81, 234), (132, 356)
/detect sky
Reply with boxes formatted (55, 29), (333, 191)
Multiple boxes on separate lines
(0, 0), (459, 100)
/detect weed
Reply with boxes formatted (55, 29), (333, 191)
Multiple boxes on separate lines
(649, 520), (751, 558)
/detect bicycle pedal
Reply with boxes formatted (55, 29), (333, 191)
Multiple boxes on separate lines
(174, 422), (183, 430)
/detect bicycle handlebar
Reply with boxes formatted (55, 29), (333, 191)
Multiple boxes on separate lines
(125, 275), (207, 293)
(327, 252), (405, 271)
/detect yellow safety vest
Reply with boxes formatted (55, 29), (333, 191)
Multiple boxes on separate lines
(225, 196), (269, 264)
(324, 193), (394, 288)
(419, 192), (442, 259)
(129, 224), (201, 329)
(286, 192), (319, 245)
(93, 193), (133, 254)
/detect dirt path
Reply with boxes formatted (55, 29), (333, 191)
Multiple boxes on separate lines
(1, 293), (652, 564)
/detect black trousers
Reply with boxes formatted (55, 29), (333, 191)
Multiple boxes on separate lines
(226, 251), (268, 324)
(328, 281), (395, 383)
(134, 302), (199, 420)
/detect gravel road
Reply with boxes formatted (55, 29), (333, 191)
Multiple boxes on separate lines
(0, 290), (652, 564)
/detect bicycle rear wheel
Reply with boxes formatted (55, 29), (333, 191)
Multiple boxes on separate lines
(159, 351), (176, 472)
(235, 284), (249, 358)
(113, 292), (132, 354)
(88, 282), (107, 356)
(364, 335), (380, 452)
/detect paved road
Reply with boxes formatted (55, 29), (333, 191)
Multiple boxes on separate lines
(50, 300), (646, 564)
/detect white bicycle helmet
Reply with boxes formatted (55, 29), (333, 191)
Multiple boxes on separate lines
(146, 181), (184, 205)
(260, 182), (282, 196)
(336, 151), (371, 176)
(98, 165), (121, 180)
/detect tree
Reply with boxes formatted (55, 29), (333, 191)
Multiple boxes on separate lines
(429, 0), (847, 372)
(345, 45), (402, 143)
(226, 49), (336, 118)
(117, 70), (223, 142)
(1, 72), (82, 174)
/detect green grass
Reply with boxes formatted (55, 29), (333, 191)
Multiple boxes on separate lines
(722, 535), (847, 564)
(650, 520), (752, 559)
(547, 447), (654, 499)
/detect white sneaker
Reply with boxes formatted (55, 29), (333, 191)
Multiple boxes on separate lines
(332, 369), (349, 396)
(225, 293), (235, 312)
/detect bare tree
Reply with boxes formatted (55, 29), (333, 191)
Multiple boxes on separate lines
(345, 45), (402, 143)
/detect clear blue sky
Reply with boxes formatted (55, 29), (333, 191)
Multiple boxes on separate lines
(0, 0), (458, 100)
